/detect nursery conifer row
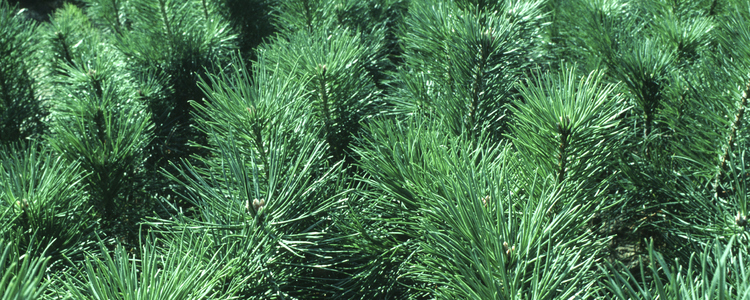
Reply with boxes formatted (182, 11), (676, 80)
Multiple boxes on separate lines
(2, 0), (750, 298)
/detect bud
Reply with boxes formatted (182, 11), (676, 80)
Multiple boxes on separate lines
(736, 212), (747, 227)
(14, 199), (29, 212)
(483, 28), (495, 43)
(503, 241), (514, 259)
(252, 198), (266, 212)
(318, 64), (327, 75)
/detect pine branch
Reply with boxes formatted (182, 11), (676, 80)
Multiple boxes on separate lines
(556, 116), (571, 183)
(718, 78), (750, 175)
(158, 0), (174, 40)
(0, 0), (45, 144)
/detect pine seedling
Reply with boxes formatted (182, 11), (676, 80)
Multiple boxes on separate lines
(272, 0), (338, 34)
(38, 3), (100, 90)
(575, 0), (680, 143)
(272, 0), (396, 76)
(158, 57), (345, 298)
(113, 0), (239, 175)
(349, 114), (605, 298)
(714, 3), (750, 183)
(419, 159), (604, 299)
(343, 116), (456, 299)
(650, 3), (714, 66)
(45, 30), (154, 221)
(572, 0), (637, 70)
(79, 0), (127, 34)
(603, 237), (750, 299)
(390, 0), (546, 141)
(275, 0), (399, 90)
(565, 0), (692, 262)
(629, 1), (750, 255)
(258, 26), (382, 164)
(0, 142), (93, 267)
(650, 51), (746, 250)
(0, 0), (46, 145)
(509, 65), (626, 198)
(64, 234), (227, 300)
(116, 0), (238, 73)
(0, 237), (51, 300)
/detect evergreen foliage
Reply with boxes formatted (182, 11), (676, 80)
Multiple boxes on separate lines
(154, 57), (346, 298)
(389, 0), (546, 140)
(43, 18), (154, 222)
(604, 237), (750, 299)
(258, 26), (382, 163)
(0, 237), (50, 300)
(510, 66), (625, 190)
(349, 117), (607, 298)
(64, 235), (227, 300)
(0, 142), (92, 265)
(0, 1), (46, 145)
(114, 0), (236, 167)
(3, 0), (750, 298)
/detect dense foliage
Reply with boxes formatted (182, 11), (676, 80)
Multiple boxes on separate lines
(2, 0), (750, 298)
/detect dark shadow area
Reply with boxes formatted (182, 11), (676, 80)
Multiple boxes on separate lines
(8, 0), (68, 21)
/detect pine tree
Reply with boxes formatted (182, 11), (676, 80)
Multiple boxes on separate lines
(0, 0), (46, 145)
(154, 56), (346, 299)
(258, 26), (382, 164)
(0, 237), (50, 299)
(0, 142), (92, 267)
(3, 0), (750, 298)
(389, 0), (546, 141)
(42, 4), (154, 228)
(91, 0), (239, 196)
